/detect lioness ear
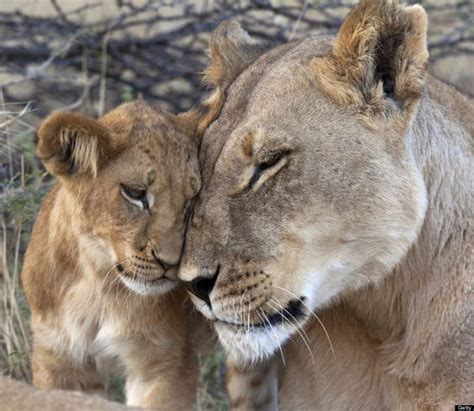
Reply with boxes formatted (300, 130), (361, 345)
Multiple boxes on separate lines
(204, 20), (267, 90)
(314, 0), (428, 122)
(37, 112), (116, 177)
(187, 21), (267, 139)
(177, 89), (226, 141)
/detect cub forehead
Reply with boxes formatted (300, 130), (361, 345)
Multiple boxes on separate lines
(98, 101), (200, 184)
(102, 100), (171, 128)
(100, 100), (183, 145)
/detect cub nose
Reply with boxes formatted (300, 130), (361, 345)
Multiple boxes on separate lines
(151, 249), (174, 270)
(188, 266), (220, 307)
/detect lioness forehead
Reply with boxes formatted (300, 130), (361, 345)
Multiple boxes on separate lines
(201, 36), (332, 175)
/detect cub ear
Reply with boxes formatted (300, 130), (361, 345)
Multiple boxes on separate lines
(37, 112), (116, 177)
(204, 20), (267, 90)
(314, 0), (429, 123)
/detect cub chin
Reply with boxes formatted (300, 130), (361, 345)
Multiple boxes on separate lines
(22, 100), (209, 409)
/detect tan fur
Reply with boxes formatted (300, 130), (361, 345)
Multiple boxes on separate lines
(226, 356), (280, 411)
(180, 2), (473, 409)
(0, 376), (139, 411)
(313, 0), (428, 124)
(203, 20), (270, 91)
(37, 111), (125, 177)
(196, 20), (282, 410)
(23, 100), (216, 409)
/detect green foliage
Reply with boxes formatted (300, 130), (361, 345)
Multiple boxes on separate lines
(13, 132), (38, 174)
(121, 85), (134, 103)
(0, 186), (48, 224)
(198, 349), (229, 411)
(7, 348), (29, 372)
(107, 373), (126, 403)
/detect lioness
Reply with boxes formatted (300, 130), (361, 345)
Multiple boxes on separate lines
(180, 1), (473, 409)
(22, 100), (216, 409)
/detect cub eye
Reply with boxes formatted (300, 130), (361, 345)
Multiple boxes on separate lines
(121, 184), (149, 210)
(248, 149), (291, 189)
(122, 185), (146, 200)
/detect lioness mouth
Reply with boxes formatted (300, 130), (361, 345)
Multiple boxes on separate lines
(216, 298), (306, 329)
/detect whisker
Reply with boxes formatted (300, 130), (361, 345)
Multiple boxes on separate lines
(103, 267), (124, 293)
(272, 285), (336, 361)
(257, 308), (286, 367)
(230, 290), (238, 323)
(269, 296), (313, 351)
(102, 256), (135, 293)
(239, 289), (248, 331)
(239, 289), (248, 332)
(116, 264), (140, 304)
(247, 296), (251, 335)
(266, 299), (314, 364)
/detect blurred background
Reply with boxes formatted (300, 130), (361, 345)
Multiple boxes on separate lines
(0, 0), (473, 408)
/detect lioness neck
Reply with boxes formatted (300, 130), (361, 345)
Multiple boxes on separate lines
(346, 77), (473, 378)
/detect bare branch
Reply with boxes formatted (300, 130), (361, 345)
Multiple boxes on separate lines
(0, 0), (471, 116)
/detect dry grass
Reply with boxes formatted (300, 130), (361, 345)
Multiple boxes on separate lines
(1, 218), (31, 381)
(0, 101), (37, 382)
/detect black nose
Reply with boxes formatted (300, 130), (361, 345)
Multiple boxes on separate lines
(189, 266), (220, 307)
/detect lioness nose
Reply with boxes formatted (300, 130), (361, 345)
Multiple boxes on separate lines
(188, 266), (220, 307)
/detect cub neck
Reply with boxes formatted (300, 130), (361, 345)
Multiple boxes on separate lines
(47, 183), (132, 304)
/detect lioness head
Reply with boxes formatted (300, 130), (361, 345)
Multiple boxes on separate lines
(37, 100), (203, 295)
(180, 0), (429, 363)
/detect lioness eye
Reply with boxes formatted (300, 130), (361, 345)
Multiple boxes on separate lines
(121, 184), (149, 210)
(249, 149), (290, 189)
(259, 150), (286, 170)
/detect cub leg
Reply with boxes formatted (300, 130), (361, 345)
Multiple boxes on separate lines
(125, 372), (197, 410)
(227, 356), (280, 411)
(32, 341), (105, 395)
(125, 366), (198, 410)
(123, 346), (199, 410)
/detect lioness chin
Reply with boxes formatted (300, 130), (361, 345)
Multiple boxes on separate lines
(180, 1), (473, 409)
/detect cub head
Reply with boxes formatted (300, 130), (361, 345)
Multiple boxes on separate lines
(179, 0), (429, 363)
(37, 100), (206, 295)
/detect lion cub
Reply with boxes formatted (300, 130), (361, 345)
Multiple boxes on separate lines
(22, 100), (210, 409)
